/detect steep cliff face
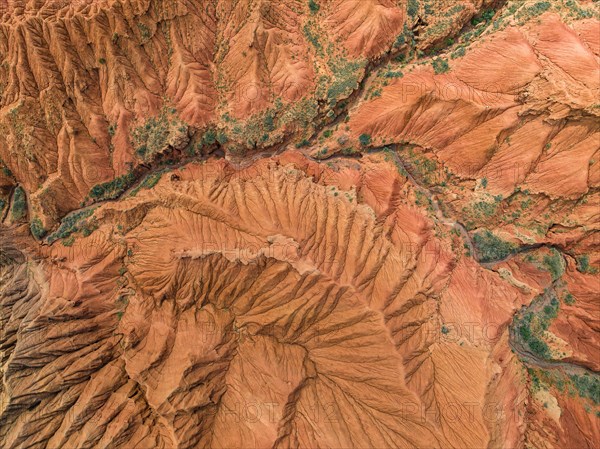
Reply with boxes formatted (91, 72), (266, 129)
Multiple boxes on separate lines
(1, 1), (599, 449)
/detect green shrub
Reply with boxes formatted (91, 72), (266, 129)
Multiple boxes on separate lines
(473, 230), (516, 263)
(359, 134), (372, 147)
(564, 292), (576, 305)
(577, 254), (591, 272)
(2, 165), (13, 177)
(89, 172), (136, 201)
(576, 255), (598, 274)
(542, 249), (564, 280)
(432, 58), (450, 74)
(527, 1), (551, 17)
(326, 57), (363, 106)
(47, 208), (96, 243)
(216, 131), (228, 145)
(62, 236), (75, 247)
(308, 0), (319, 13)
(384, 70), (404, 78)
(451, 47), (466, 59)
(202, 129), (217, 145)
(471, 9), (495, 26)
(10, 186), (26, 221)
(30, 217), (47, 240)
(407, 0), (419, 17)
(519, 324), (532, 341)
(132, 108), (186, 162)
(129, 171), (163, 197)
(570, 374), (600, 405)
(264, 112), (275, 132)
(528, 338), (550, 358)
(394, 34), (406, 48)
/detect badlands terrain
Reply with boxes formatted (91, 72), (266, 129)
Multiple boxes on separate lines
(0, 0), (599, 448)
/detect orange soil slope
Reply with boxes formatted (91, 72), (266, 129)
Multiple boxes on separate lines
(1, 154), (535, 449)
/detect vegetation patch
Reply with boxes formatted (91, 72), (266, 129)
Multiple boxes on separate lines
(407, 0), (419, 18)
(471, 9), (495, 26)
(473, 230), (516, 263)
(403, 148), (442, 185)
(326, 57), (365, 106)
(47, 208), (97, 244)
(89, 172), (136, 201)
(542, 249), (564, 280)
(359, 134), (372, 147)
(30, 217), (47, 240)
(570, 374), (600, 405)
(576, 255), (598, 274)
(129, 171), (165, 197)
(131, 107), (187, 162)
(432, 58), (450, 74)
(10, 186), (26, 221)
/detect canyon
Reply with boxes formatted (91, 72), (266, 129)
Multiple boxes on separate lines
(0, 1), (599, 448)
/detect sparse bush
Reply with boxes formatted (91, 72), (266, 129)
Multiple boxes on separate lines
(473, 230), (516, 263)
(10, 186), (26, 221)
(451, 47), (466, 59)
(303, 23), (323, 55)
(138, 23), (151, 42)
(326, 57), (363, 106)
(2, 165), (13, 177)
(527, 1), (551, 17)
(471, 9), (495, 26)
(359, 134), (372, 147)
(30, 217), (46, 240)
(432, 58), (450, 74)
(62, 236), (75, 247)
(543, 249), (564, 280)
(407, 0), (419, 17)
(308, 0), (319, 14)
(216, 131), (228, 145)
(384, 70), (404, 78)
(576, 254), (598, 274)
(570, 374), (600, 405)
(47, 208), (97, 243)
(132, 108), (186, 162)
(528, 338), (550, 359)
(130, 171), (163, 197)
(89, 172), (136, 201)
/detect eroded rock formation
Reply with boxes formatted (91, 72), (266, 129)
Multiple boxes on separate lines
(1, 1), (599, 448)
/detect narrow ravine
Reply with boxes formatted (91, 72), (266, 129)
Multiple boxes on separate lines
(508, 282), (599, 378)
